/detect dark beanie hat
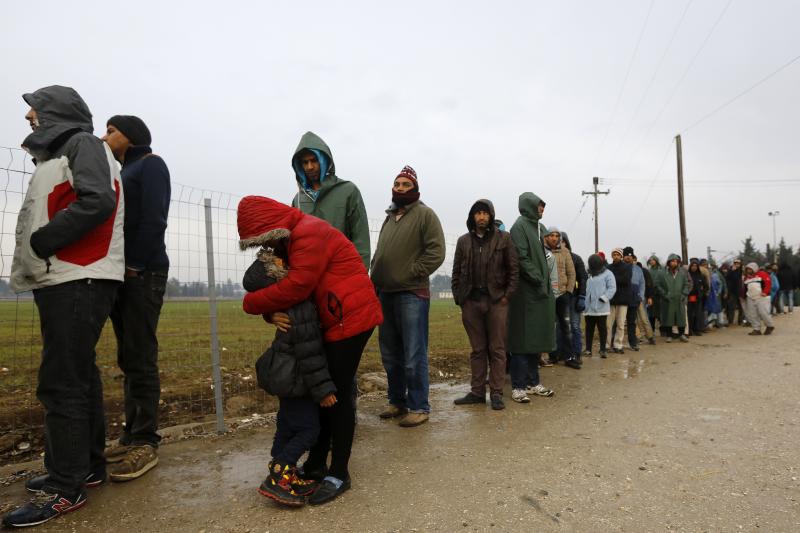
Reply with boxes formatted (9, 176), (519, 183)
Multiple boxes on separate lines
(107, 115), (151, 146)
(623, 246), (634, 257)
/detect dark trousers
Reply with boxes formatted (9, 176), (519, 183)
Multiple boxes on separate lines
(109, 271), (167, 447)
(509, 353), (540, 390)
(584, 315), (608, 352)
(687, 298), (703, 333)
(34, 279), (119, 495)
(461, 295), (508, 396)
(626, 305), (639, 348)
(725, 296), (743, 325)
(272, 397), (320, 465)
(660, 325), (686, 338)
(305, 328), (373, 480)
(551, 293), (573, 361)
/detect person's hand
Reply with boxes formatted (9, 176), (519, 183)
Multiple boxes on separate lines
(269, 312), (292, 332)
(125, 268), (141, 279)
(320, 394), (337, 408)
(575, 295), (586, 312)
(499, 296), (509, 306)
(647, 297), (653, 306)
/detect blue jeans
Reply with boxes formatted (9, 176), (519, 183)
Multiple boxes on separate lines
(568, 294), (583, 356)
(779, 289), (794, 312)
(379, 291), (430, 413)
(509, 353), (540, 390)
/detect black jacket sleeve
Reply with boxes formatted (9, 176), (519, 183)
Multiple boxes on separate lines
(30, 133), (116, 258)
(287, 300), (336, 403)
(125, 156), (170, 270)
(572, 253), (587, 297)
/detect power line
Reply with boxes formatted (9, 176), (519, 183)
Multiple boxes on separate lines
(588, 0), (656, 172)
(681, 52), (800, 133)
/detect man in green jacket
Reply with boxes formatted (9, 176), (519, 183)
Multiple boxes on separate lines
(507, 192), (555, 403)
(291, 131), (370, 269)
(371, 166), (445, 428)
(655, 253), (690, 343)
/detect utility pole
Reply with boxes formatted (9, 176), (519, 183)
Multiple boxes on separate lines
(768, 211), (780, 262)
(582, 176), (610, 253)
(675, 135), (688, 262)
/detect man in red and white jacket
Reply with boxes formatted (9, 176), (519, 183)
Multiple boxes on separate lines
(4, 86), (124, 529)
(742, 262), (775, 336)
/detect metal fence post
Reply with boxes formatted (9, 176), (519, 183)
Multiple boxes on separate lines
(204, 198), (226, 434)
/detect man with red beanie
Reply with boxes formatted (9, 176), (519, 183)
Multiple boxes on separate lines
(238, 195), (381, 505)
(371, 166), (445, 427)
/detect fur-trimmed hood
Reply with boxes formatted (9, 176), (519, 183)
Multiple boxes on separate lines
(237, 196), (300, 250)
(256, 248), (288, 281)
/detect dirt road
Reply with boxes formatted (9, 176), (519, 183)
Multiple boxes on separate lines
(2, 314), (799, 532)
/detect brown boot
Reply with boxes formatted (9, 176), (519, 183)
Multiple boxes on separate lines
(378, 405), (408, 419)
(398, 412), (429, 427)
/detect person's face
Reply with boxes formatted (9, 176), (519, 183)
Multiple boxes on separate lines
(299, 152), (320, 183)
(690, 263), (698, 272)
(25, 108), (39, 131)
(545, 233), (559, 248)
(733, 261), (741, 270)
(668, 259), (678, 269)
(473, 210), (491, 230)
(623, 255), (634, 264)
(393, 177), (415, 193)
(612, 251), (622, 263)
(648, 258), (656, 267)
(772, 265), (778, 272)
(537, 202), (545, 217)
(101, 125), (131, 161)
(745, 267), (754, 276)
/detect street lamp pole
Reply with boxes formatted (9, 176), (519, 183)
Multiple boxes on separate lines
(768, 211), (780, 262)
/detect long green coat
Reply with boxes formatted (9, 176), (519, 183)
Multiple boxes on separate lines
(507, 192), (556, 354)
(648, 256), (664, 318)
(656, 254), (689, 328)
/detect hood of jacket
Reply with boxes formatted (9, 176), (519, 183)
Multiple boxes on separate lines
(561, 231), (573, 251)
(518, 192), (545, 222)
(237, 196), (301, 250)
(745, 262), (759, 273)
(22, 85), (94, 158)
(588, 254), (606, 275)
(466, 198), (496, 231)
(292, 131), (339, 192)
(648, 255), (662, 268)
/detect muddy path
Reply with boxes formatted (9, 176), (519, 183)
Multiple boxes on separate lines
(2, 314), (799, 532)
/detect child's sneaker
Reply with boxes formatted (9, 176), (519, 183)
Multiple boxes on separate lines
(287, 465), (318, 496)
(258, 462), (305, 507)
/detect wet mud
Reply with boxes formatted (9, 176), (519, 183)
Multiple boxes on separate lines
(1, 314), (799, 532)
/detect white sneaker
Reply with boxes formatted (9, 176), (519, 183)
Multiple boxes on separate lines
(511, 389), (530, 403)
(527, 384), (555, 397)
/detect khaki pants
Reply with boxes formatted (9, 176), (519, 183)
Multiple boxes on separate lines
(609, 304), (628, 350)
(636, 302), (654, 339)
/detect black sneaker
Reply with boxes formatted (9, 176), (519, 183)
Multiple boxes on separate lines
(565, 358), (581, 369)
(308, 476), (351, 505)
(297, 462), (327, 482)
(648, 337), (657, 345)
(26, 471), (106, 493)
(599, 351), (608, 358)
(258, 463), (305, 507)
(764, 326), (774, 335)
(490, 394), (505, 411)
(453, 392), (486, 405)
(2, 489), (86, 528)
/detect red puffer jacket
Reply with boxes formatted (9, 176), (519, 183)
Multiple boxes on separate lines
(238, 195), (382, 342)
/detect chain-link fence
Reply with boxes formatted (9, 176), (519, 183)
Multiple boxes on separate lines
(0, 146), (466, 464)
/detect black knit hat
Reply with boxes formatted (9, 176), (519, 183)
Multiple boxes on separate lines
(623, 246), (634, 257)
(107, 115), (151, 146)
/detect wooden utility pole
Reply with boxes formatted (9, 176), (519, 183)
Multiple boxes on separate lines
(675, 135), (688, 261)
(582, 176), (610, 253)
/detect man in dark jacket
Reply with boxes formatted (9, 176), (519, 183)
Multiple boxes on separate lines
(102, 115), (170, 482)
(777, 262), (795, 314)
(451, 200), (519, 410)
(608, 248), (632, 353)
(561, 232), (587, 364)
(4, 86), (124, 528)
(725, 259), (745, 325)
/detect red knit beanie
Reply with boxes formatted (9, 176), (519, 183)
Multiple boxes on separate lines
(396, 165), (418, 190)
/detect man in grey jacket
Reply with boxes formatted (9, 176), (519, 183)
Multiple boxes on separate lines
(4, 86), (124, 528)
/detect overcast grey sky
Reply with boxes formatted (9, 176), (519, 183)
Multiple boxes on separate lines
(2, 0), (798, 263)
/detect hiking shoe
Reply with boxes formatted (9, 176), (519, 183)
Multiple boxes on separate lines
(490, 394), (505, 411)
(2, 488), (86, 528)
(26, 471), (106, 493)
(108, 445), (158, 482)
(764, 326), (774, 335)
(565, 358), (581, 369)
(527, 384), (555, 397)
(648, 337), (656, 345)
(631, 345), (640, 352)
(274, 461), (318, 496)
(582, 350), (592, 357)
(511, 389), (530, 403)
(258, 463), (305, 507)
(104, 445), (134, 464)
(678, 335), (689, 342)
(398, 412), (429, 427)
(308, 476), (351, 506)
(453, 392), (486, 405)
(599, 350), (608, 358)
(378, 405), (408, 419)
(666, 337), (673, 343)
(748, 330), (762, 336)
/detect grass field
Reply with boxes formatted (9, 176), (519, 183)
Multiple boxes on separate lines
(0, 299), (471, 459)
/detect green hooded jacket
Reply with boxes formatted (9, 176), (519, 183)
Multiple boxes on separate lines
(507, 192), (556, 354)
(290, 131), (370, 269)
(655, 253), (689, 328)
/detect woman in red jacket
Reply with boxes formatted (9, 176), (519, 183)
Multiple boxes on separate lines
(238, 195), (382, 505)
